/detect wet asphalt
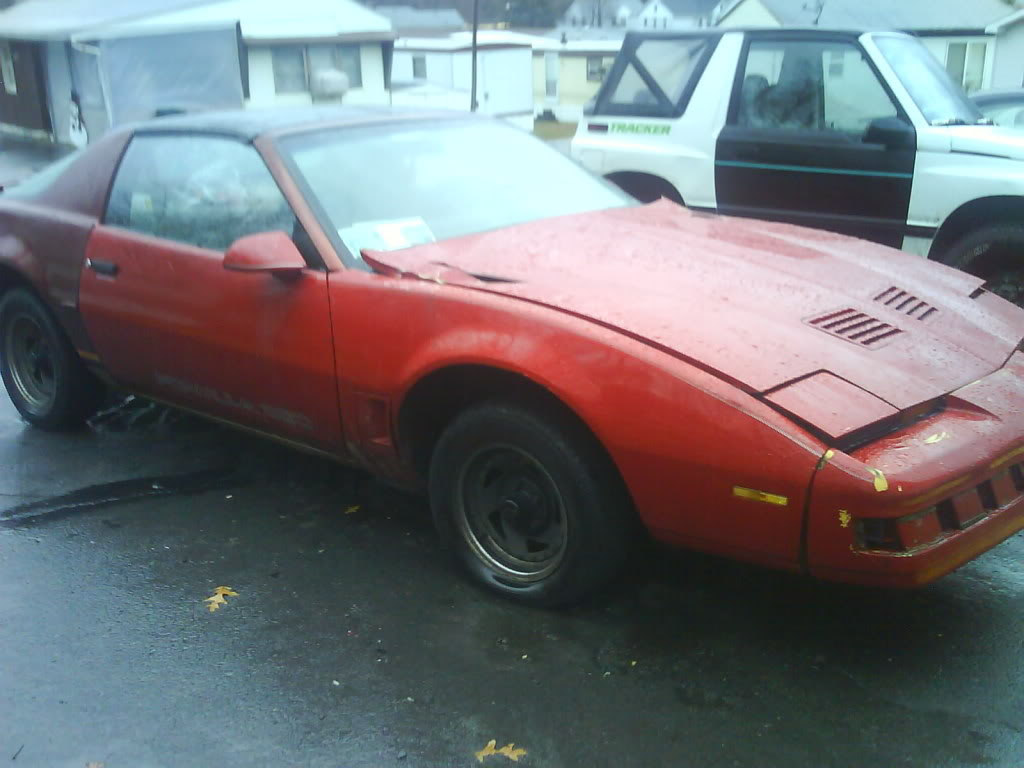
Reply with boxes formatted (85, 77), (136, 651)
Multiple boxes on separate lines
(1, 389), (1022, 768)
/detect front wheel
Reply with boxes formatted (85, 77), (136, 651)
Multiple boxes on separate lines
(429, 402), (635, 606)
(0, 288), (104, 430)
(940, 225), (1024, 307)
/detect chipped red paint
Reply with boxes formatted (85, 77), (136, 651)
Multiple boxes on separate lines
(1, 123), (1022, 589)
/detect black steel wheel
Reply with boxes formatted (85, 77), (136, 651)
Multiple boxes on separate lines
(0, 288), (104, 430)
(430, 401), (635, 606)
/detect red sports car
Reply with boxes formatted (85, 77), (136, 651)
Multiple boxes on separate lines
(1, 109), (1022, 605)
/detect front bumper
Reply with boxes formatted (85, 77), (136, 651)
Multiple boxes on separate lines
(807, 352), (1024, 587)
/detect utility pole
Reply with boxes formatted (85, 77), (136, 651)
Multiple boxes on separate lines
(470, 0), (479, 111)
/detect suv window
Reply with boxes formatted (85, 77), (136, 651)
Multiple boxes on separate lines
(105, 135), (296, 251)
(735, 40), (897, 134)
(601, 35), (716, 116)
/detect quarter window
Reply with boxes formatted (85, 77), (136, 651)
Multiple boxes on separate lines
(601, 36), (714, 116)
(734, 40), (897, 134)
(105, 135), (297, 252)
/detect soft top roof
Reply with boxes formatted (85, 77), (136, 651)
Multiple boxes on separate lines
(130, 106), (474, 141)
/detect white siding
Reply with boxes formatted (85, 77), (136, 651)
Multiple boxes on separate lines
(477, 48), (532, 116)
(392, 51), (454, 88)
(44, 41), (73, 144)
(991, 23), (1024, 89)
(344, 44), (388, 105)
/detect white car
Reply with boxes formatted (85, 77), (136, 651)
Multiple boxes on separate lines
(571, 29), (1024, 305)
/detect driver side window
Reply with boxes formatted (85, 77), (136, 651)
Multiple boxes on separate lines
(734, 40), (898, 134)
(105, 134), (297, 252)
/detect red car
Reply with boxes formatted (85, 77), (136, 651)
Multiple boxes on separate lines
(1, 109), (1022, 605)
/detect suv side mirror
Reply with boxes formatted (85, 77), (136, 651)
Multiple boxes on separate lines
(864, 117), (916, 150)
(223, 231), (306, 276)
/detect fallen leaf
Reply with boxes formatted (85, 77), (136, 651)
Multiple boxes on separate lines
(205, 593), (227, 612)
(344, 505), (360, 515)
(867, 468), (889, 492)
(924, 432), (950, 445)
(838, 510), (852, 528)
(816, 449), (835, 469)
(213, 586), (239, 597)
(476, 740), (528, 763)
(86, 762), (105, 768)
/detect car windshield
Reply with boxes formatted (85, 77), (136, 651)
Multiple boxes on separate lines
(280, 119), (630, 258)
(873, 35), (984, 126)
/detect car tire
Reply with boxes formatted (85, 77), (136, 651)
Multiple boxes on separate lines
(940, 225), (1024, 307)
(429, 401), (635, 606)
(606, 173), (683, 205)
(0, 288), (104, 430)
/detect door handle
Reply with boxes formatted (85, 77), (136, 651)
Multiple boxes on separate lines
(86, 258), (119, 277)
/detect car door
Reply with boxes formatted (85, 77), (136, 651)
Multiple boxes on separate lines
(715, 35), (916, 248)
(78, 132), (343, 449)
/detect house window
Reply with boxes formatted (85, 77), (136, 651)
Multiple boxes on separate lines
(0, 42), (16, 95)
(272, 46), (308, 93)
(412, 54), (427, 79)
(308, 44), (363, 89)
(945, 41), (987, 93)
(586, 55), (609, 82)
(273, 44), (363, 94)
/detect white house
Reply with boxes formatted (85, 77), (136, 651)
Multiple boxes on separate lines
(532, 36), (623, 123)
(0, 0), (395, 144)
(392, 31), (534, 129)
(561, 0), (644, 29)
(713, 0), (1024, 93)
(634, 0), (719, 30)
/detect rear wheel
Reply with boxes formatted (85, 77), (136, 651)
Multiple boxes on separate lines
(940, 225), (1024, 307)
(0, 288), (104, 430)
(429, 402), (635, 606)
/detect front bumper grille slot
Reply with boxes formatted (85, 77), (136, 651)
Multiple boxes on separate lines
(858, 459), (1024, 551)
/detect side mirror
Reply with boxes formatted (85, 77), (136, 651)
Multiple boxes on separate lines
(864, 117), (916, 150)
(223, 231), (306, 276)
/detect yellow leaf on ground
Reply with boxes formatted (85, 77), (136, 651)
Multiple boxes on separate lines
(344, 505), (360, 515)
(476, 740), (527, 763)
(213, 586), (239, 597)
(205, 593), (227, 612)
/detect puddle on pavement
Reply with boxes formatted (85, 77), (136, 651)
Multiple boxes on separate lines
(0, 467), (238, 526)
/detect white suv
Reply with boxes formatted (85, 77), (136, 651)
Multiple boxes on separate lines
(571, 29), (1024, 305)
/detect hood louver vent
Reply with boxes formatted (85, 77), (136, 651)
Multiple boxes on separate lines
(873, 286), (937, 320)
(806, 308), (903, 349)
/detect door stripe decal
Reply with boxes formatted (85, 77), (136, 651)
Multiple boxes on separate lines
(716, 160), (913, 179)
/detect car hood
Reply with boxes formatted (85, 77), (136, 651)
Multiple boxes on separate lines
(947, 125), (1024, 160)
(366, 202), (1024, 417)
